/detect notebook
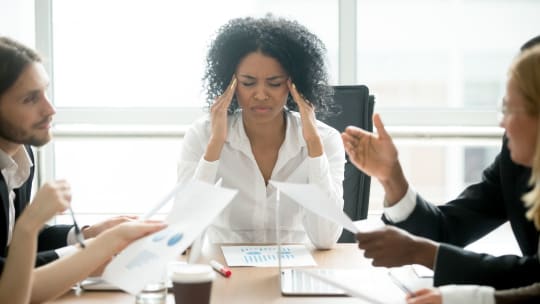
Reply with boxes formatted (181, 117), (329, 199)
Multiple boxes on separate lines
(275, 188), (348, 296)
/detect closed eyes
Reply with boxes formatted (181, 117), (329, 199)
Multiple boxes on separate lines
(240, 82), (283, 87)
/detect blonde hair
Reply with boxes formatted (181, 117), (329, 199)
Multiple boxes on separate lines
(511, 45), (540, 229)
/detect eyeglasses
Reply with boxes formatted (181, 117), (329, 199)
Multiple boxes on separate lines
(500, 105), (528, 117)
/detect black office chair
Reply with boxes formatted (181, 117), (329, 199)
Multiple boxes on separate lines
(319, 85), (375, 243)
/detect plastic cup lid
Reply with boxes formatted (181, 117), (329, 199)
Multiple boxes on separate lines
(170, 264), (215, 283)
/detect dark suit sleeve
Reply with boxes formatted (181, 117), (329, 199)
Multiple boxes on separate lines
(384, 152), (507, 246)
(383, 139), (540, 289)
(435, 243), (540, 289)
(35, 250), (60, 267)
(0, 224), (72, 273)
(1, 224), (73, 273)
(37, 224), (73, 251)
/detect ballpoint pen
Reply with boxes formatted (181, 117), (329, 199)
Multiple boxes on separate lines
(69, 206), (86, 249)
(388, 271), (414, 297)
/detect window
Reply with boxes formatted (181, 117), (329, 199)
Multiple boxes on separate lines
(44, 0), (339, 221)
(36, 0), (537, 219)
(51, 0), (338, 108)
(355, 0), (539, 211)
(369, 139), (502, 212)
(357, 0), (540, 111)
(53, 137), (182, 224)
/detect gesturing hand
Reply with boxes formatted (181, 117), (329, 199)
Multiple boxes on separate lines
(25, 180), (72, 230)
(288, 79), (323, 157)
(341, 114), (409, 204)
(341, 113), (398, 181)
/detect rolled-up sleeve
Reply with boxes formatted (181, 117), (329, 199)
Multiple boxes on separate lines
(177, 119), (219, 185)
(303, 128), (345, 249)
(193, 158), (219, 184)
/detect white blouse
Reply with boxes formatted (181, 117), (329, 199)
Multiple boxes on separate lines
(177, 111), (345, 249)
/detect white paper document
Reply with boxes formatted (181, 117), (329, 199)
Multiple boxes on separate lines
(221, 245), (317, 267)
(411, 264), (434, 278)
(300, 268), (407, 304)
(139, 182), (187, 220)
(269, 181), (359, 234)
(353, 217), (385, 232)
(102, 180), (237, 295)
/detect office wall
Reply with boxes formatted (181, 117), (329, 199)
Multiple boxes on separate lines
(0, 0), (35, 46)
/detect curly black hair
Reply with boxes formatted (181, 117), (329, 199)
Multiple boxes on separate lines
(203, 15), (336, 118)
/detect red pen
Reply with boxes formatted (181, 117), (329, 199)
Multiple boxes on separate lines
(210, 260), (232, 278)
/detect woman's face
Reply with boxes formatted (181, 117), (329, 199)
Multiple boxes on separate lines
(499, 76), (538, 167)
(234, 52), (289, 125)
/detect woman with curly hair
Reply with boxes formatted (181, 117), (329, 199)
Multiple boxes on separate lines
(177, 15), (345, 249)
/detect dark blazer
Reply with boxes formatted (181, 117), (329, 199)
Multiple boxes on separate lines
(385, 137), (540, 290)
(0, 145), (72, 274)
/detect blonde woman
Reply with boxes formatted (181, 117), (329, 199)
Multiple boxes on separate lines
(406, 45), (540, 304)
(342, 35), (540, 289)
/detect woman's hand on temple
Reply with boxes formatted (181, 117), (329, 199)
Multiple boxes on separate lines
(288, 79), (323, 157)
(205, 75), (237, 161)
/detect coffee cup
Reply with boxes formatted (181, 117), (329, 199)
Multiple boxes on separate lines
(171, 264), (215, 304)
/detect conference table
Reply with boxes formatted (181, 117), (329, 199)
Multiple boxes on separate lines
(49, 243), (428, 303)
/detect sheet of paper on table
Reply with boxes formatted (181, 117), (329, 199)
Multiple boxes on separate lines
(300, 267), (407, 304)
(221, 245), (317, 267)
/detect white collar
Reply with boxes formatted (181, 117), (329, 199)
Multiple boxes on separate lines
(0, 146), (33, 189)
(226, 111), (306, 154)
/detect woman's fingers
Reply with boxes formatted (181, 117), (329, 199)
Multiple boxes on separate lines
(288, 79), (313, 109)
(211, 76), (237, 112)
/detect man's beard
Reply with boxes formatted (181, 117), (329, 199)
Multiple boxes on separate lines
(0, 115), (52, 147)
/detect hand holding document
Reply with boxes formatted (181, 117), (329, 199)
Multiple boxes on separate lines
(269, 181), (416, 303)
(102, 180), (237, 295)
(353, 217), (385, 232)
